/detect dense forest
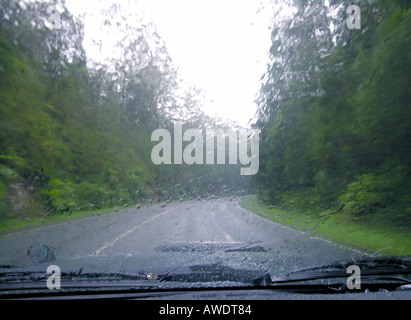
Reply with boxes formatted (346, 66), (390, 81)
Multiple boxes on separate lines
(254, 0), (411, 230)
(1, 0), (410, 237)
(0, 0), (250, 221)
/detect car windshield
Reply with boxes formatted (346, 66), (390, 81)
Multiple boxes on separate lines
(0, 0), (410, 298)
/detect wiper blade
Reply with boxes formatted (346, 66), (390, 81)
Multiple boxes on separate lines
(0, 268), (154, 290)
(0, 268), (163, 299)
(0, 268), (148, 281)
(159, 263), (270, 285)
(271, 257), (411, 284)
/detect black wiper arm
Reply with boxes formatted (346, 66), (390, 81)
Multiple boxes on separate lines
(0, 268), (154, 290)
(271, 257), (411, 284)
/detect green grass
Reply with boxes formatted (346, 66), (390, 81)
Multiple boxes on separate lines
(0, 205), (133, 235)
(0, 193), (200, 235)
(0, 197), (184, 235)
(240, 196), (411, 257)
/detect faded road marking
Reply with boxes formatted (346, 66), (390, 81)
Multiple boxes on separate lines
(223, 231), (235, 243)
(210, 210), (235, 243)
(91, 209), (172, 256)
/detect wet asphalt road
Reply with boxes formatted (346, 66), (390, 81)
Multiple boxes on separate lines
(0, 198), (367, 280)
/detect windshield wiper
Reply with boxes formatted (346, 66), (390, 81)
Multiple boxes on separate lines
(0, 268), (168, 300)
(0, 268), (156, 293)
(269, 257), (411, 293)
(1, 258), (411, 299)
(272, 257), (411, 283)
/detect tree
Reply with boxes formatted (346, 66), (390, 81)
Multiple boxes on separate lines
(254, 0), (411, 226)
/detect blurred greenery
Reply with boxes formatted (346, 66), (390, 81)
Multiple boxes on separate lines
(254, 0), (411, 233)
(0, 0), (252, 225)
(241, 197), (411, 256)
(1, 0), (410, 252)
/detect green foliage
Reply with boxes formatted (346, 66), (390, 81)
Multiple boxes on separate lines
(0, 0), (252, 225)
(241, 197), (411, 256)
(255, 1), (411, 228)
(42, 179), (130, 213)
(340, 174), (395, 217)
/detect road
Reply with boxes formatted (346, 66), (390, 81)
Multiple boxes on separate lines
(0, 198), (367, 281)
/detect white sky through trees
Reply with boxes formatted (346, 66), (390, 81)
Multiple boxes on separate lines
(65, 0), (276, 127)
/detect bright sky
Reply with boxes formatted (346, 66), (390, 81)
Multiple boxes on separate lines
(65, 0), (274, 127)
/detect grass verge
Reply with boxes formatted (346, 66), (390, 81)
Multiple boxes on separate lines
(0, 198), (185, 235)
(240, 196), (411, 257)
(0, 204), (138, 235)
